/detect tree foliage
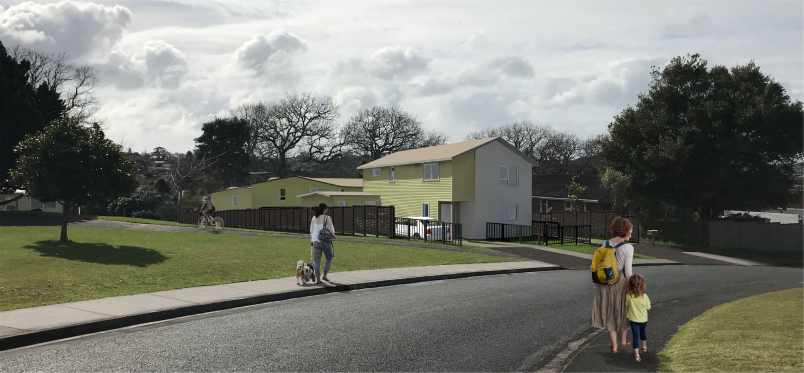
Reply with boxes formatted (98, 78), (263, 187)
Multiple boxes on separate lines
(194, 117), (251, 188)
(11, 118), (138, 241)
(0, 41), (66, 198)
(601, 54), (804, 245)
(341, 106), (450, 164)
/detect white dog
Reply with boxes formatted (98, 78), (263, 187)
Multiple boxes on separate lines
(295, 260), (316, 285)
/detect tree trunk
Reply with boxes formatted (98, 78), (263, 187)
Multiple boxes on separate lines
(0, 194), (24, 206)
(60, 203), (71, 242)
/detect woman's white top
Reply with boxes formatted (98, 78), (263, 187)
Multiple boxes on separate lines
(613, 242), (634, 279)
(310, 215), (336, 243)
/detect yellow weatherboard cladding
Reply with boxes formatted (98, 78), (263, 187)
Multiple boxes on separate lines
(362, 151), (475, 218)
(250, 177), (362, 208)
(210, 188), (252, 211)
(300, 194), (381, 207)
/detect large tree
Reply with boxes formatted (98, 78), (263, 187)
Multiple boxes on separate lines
(602, 54), (803, 245)
(341, 106), (450, 164)
(0, 41), (65, 204)
(11, 118), (138, 241)
(194, 117), (251, 188)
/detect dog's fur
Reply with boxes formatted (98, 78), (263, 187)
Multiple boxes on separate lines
(296, 260), (316, 285)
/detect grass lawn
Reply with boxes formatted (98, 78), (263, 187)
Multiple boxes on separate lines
(541, 242), (654, 259)
(660, 288), (804, 372)
(0, 226), (513, 311)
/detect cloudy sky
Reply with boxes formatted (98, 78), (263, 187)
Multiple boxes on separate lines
(1, 0), (801, 153)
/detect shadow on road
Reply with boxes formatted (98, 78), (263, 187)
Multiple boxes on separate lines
(24, 240), (169, 267)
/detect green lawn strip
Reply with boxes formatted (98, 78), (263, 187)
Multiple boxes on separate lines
(660, 288), (803, 372)
(0, 226), (513, 311)
(540, 242), (654, 259)
(687, 247), (802, 267)
(92, 215), (479, 251)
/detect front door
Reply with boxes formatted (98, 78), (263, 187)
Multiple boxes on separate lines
(439, 203), (452, 223)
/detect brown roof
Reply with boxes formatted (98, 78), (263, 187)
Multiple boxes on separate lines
(297, 191), (379, 198)
(356, 137), (537, 169)
(298, 177), (363, 188)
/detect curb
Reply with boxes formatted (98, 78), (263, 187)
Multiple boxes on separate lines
(0, 265), (562, 352)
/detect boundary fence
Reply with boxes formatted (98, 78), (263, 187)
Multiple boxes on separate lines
(533, 210), (639, 243)
(179, 206), (463, 246)
(486, 221), (591, 245)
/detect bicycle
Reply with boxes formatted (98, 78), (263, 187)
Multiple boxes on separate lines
(198, 211), (225, 232)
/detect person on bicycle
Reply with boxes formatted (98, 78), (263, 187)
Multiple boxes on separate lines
(200, 196), (215, 222)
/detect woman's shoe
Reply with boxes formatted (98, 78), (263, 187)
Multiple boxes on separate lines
(641, 346), (647, 352)
(611, 345), (619, 353)
(635, 355), (641, 362)
(620, 341), (632, 347)
(322, 276), (330, 281)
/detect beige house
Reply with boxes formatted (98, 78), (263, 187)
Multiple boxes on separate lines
(0, 192), (64, 213)
(297, 191), (381, 207)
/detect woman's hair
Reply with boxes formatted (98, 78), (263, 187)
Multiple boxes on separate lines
(627, 274), (647, 297)
(610, 216), (633, 238)
(314, 203), (328, 217)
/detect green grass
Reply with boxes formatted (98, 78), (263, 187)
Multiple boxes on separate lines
(687, 246), (803, 267)
(660, 288), (803, 372)
(540, 241), (654, 259)
(0, 226), (513, 311)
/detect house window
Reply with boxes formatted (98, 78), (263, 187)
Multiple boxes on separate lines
(280, 188), (286, 201)
(500, 204), (518, 221)
(338, 201), (347, 207)
(423, 163), (439, 180)
(423, 203), (429, 217)
(0, 196), (17, 211)
(372, 168), (381, 176)
(44, 201), (57, 209)
(565, 200), (588, 211)
(365, 201), (377, 206)
(540, 199), (550, 213)
(310, 188), (326, 193)
(233, 196), (238, 206)
(500, 165), (518, 186)
(390, 167), (395, 182)
(31, 198), (44, 210)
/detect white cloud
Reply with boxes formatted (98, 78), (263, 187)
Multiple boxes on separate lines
(368, 46), (430, 80)
(0, 0), (131, 58)
(102, 40), (189, 89)
(232, 30), (306, 72)
(488, 57), (535, 79)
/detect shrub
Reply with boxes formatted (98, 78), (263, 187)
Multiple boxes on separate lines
(132, 210), (161, 220)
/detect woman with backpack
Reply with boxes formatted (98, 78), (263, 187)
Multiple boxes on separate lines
(590, 216), (635, 353)
(310, 203), (336, 284)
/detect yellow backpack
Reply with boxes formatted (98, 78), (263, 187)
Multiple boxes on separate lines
(591, 240), (626, 285)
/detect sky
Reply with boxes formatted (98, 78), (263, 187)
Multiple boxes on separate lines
(1, 0), (802, 153)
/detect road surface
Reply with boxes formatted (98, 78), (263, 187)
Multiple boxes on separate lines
(1, 265), (801, 372)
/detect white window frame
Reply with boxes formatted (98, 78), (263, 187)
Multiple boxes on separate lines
(365, 201), (377, 206)
(540, 199), (550, 213)
(500, 165), (518, 186)
(338, 201), (347, 207)
(279, 188), (286, 201)
(310, 188), (326, 193)
(423, 163), (439, 180)
(232, 196), (238, 206)
(389, 167), (395, 182)
(500, 204), (518, 221)
(372, 168), (381, 176)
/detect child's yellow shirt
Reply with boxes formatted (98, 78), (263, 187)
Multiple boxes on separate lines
(626, 293), (651, 322)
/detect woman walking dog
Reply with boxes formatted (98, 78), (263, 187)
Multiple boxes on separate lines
(590, 217), (635, 353)
(310, 203), (335, 284)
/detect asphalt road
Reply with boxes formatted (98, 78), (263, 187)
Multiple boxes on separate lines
(1, 266), (801, 372)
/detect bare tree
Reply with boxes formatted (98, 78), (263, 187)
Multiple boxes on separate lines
(254, 92), (341, 177)
(11, 46), (99, 122)
(535, 130), (581, 174)
(167, 151), (224, 207)
(465, 120), (551, 161)
(341, 106), (448, 163)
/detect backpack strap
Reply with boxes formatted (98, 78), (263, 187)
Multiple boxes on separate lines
(614, 241), (627, 249)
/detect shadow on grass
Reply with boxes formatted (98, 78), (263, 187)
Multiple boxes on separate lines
(24, 240), (169, 267)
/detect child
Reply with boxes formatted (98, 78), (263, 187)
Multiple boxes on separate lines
(625, 274), (651, 362)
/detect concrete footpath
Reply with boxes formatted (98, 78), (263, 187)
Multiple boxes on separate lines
(0, 261), (559, 351)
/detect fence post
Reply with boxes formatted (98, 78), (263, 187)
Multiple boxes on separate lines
(442, 222), (446, 243)
(375, 206), (379, 238)
(518, 225), (522, 243)
(363, 207), (367, 237)
(424, 220), (427, 243)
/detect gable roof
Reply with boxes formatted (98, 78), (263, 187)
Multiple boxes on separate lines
(254, 176), (363, 188)
(356, 137), (537, 169)
(296, 191), (379, 198)
(532, 174), (610, 202)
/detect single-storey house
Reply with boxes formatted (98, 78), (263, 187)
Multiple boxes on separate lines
(0, 192), (63, 213)
(532, 174), (611, 213)
(211, 186), (252, 211)
(297, 191), (381, 207)
(211, 176), (364, 210)
(358, 137), (536, 239)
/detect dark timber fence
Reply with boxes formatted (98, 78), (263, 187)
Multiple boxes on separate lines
(532, 211), (640, 243)
(179, 206), (463, 246)
(486, 221), (591, 245)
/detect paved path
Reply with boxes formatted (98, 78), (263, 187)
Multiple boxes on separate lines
(1, 266), (800, 372)
(589, 239), (742, 266)
(0, 261), (558, 350)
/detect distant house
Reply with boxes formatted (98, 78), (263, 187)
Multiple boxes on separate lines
(211, 176), (364, 210)
(297, 191), (381, 207)
(532, 174), (611, 213)
(358, 137), (536, 239)
(0, 191), (63, 213)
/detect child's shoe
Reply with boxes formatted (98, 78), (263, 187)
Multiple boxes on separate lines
(641, 345), (647, 352)
(635, 355), (641, 362)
